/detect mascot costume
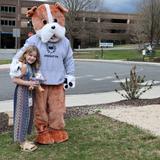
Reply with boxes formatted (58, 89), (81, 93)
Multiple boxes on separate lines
(10, 2), (75, 144)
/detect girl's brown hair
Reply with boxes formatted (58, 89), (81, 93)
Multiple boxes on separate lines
(19, 45), (40, 69)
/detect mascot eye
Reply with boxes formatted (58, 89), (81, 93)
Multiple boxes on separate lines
(43, 20), (47, 24)
(54, 19), (57, 23)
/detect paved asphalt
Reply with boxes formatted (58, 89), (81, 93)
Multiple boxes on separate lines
(1, 60), (160, 101)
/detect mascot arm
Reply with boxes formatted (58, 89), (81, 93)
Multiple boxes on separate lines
(9, 37), (35, 78)
(64, 42), (75, 76)
(63, 43), (75, 90)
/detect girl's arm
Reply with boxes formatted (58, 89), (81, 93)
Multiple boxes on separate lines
(12, 77), (35, 86)
(12, 64), (37, 87)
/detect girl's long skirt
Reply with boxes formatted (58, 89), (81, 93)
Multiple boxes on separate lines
(13, 85), (34, 143)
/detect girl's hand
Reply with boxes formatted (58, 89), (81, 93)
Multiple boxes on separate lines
(29, 85), (34, 90)
(28, 80), (39, 86)
(28, 80), (39, 90)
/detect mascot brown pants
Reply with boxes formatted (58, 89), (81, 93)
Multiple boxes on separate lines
(34, 84), (68, 144)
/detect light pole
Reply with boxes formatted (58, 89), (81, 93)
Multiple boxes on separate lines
(27, 20), (32, 32)
(27, 20), (33, 37)
(17, 0), (20, 48)
(0, 9), (2, 48)
(0, 26), (1, 48)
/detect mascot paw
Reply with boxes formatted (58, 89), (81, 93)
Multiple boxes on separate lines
(35, 131), (54, 144)
(64, 75), (75, 90)
(49, 129), (69, 143)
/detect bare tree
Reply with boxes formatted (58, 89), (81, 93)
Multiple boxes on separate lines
(130, 16), (148, 49)
(59, 0), (103, 47)
(133, 0), (160, 47)
(60, 0), (101, 11)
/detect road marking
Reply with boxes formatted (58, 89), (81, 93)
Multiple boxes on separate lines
(112, 79), (160, 85)
(92, 67), (143, 82)
(112, 78), (129, 83)
(76, 75), (94, 79)
(93, 76), (114, 81)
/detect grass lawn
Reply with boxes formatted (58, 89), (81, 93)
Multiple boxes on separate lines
(154, 50), (160, 57)
(74, 49), (143, 60)
(0, 60), (11, 65)
(0, 114), (160, 160)
(74, 49), (160, 61)
(100, 50), (142, 60)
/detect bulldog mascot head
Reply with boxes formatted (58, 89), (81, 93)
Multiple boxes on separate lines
(26, 2), (68, 43)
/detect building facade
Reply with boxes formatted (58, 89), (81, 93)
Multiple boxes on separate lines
(72, 11), (137, 48)
(0, 0), (137, 49)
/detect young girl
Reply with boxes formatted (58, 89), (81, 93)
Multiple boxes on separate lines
(12, 45), (41, 152)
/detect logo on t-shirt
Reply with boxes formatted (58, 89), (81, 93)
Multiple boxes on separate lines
(45, 42), (58, 58)
(47, 42), (56, 54)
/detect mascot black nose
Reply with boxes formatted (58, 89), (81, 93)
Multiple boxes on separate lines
(51, 26), (55, 29)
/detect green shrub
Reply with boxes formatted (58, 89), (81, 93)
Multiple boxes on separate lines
(115, 65), (154, 99)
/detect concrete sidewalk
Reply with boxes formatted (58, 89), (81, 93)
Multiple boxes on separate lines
(1, 85), (160, 112)
(100, 104), (160, 136)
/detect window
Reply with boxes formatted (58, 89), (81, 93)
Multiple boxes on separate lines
(9, 6), (15, 12)
(4, 20), (8, 26)
(9, 7), (12, 12)
(9, 21), (12, 26)
(1, 6), (5, 12)
(1, 20), (4, 25)
(110, 29), (126, 33)
(1, 19), (16, 26)
(1, 6), (16, 13)
(111, 19), (127, 23)
(5, 6), (8, 12)
(8, 20), (15, 26)
(11, 20), (15, 26)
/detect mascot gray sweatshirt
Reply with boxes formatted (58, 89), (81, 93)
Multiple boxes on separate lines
(10, 35), (75, 85)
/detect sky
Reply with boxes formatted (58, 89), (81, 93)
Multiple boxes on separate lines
(28, 0), (141, 14)
(102, 0), (141, 13)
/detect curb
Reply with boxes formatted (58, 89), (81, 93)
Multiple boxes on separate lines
(0, 64), (10, 70)
(1, 59), (160, 70)
(75, 59), (160, 66)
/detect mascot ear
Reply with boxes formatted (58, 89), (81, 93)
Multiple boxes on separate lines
(26, 6), (37, 17)
(55, 2), (68, 13)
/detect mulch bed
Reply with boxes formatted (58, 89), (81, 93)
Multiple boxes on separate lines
(1, 97), (160, 134)
(105, 97), (160, 106)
